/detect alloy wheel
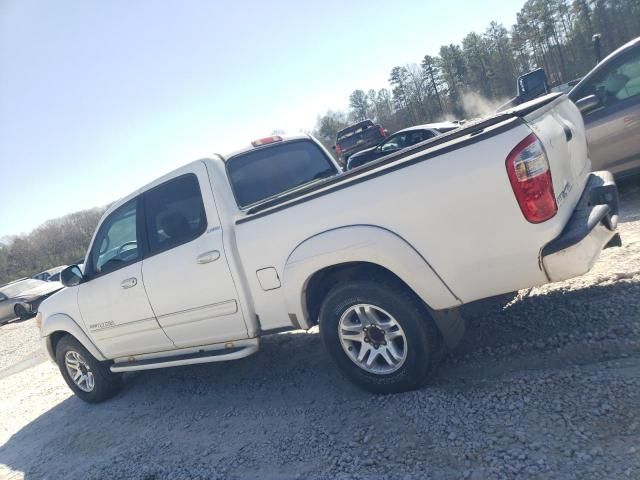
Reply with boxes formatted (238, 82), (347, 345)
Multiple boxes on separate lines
(338, 304), (408, 374)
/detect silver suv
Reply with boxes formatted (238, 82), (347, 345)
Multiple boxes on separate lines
(569, 37), (640, 179)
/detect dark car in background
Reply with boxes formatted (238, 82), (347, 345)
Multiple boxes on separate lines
(346, 122), (460, 170)
(0, 278), (63, 323)
(333, 119), (386, 164)
(569, 36), (640, 178)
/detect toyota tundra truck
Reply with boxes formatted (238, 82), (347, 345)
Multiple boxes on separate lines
(37, 93), (621, 403)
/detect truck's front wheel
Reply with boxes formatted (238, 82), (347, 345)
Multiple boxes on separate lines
(319, 279), (442, 393)
(55, 335), (121, 403)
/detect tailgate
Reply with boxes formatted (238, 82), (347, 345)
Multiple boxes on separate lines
(519, 95), (591, 213)
(338, 125), (379, 151)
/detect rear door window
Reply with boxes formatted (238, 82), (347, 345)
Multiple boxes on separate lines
(227, 140), (337, 208)
(144, 174), (207, 255)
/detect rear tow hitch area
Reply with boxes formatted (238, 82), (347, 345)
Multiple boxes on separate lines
(541, 171), (621, 282)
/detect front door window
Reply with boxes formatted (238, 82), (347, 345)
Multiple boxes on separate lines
(88, 199), (140, 277)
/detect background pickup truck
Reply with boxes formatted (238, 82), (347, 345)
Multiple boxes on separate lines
(39, 93), (620, 403)
(333, 119), (386, 163)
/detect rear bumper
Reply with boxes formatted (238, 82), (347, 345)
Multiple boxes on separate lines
(541, 171), (620, 282)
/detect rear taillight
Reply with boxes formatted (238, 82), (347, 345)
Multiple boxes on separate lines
(335, 144), (343, 156)
(506, 133), (557, 223)
(379, 126), (386, 137)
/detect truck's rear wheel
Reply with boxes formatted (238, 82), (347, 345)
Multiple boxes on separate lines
(55, 335), (121, 403)
(319, 279), (442, 393)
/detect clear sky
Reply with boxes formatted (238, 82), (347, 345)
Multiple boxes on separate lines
(0, 0), (523, 237)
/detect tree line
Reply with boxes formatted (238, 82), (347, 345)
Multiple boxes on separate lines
(0, 207), (106, 285)
(313, 0), (640, 149)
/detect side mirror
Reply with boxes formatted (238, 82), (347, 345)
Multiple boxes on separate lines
(575, 94), (602, 115)
(517, 68), (549, 100)
(60, 265), (83, 287)
(331, 145), (336, 151)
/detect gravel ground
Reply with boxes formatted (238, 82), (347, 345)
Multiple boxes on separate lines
(0, 318), (44, 378)
(0, 182), (639, 480)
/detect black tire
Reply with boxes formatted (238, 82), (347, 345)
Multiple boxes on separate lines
(55, 335), (122, 403)
(14, 304), (31, 321)
(319, 279), (443, 394)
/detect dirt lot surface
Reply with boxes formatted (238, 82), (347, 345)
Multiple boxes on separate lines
(1, 182), (639, 480)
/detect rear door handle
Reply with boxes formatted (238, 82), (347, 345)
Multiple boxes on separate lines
(197, 250), (220, 264)
(121, 277), (138, 289)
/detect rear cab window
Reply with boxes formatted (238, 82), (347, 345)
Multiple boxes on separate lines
(227, 140), (338, 208)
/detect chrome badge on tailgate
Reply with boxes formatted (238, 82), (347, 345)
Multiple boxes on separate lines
(556, 180), (572, 206)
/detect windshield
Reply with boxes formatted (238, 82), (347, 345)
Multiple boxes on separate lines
(227, 140), (337, 208)
(0, 279), (46, 298)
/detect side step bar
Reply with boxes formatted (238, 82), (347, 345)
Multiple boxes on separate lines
(110, 338), (259, 373)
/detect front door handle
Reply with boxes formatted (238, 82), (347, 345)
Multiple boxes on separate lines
(120, 277), (138, 289)
(197, 250), (220, 264)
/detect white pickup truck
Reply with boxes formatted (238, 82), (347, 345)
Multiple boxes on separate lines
(38, 93), (621, 403)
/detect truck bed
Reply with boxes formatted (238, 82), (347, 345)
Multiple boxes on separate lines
(241, 94), (567, 218)
(233, 94), (591, 332)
